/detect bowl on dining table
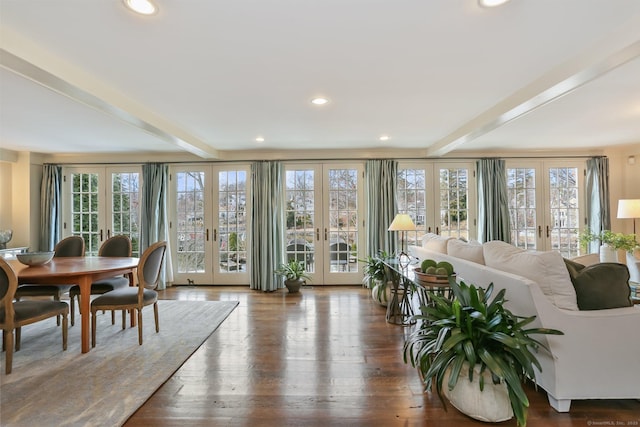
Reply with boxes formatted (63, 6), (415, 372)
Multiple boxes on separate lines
(16, 251), (55, 266)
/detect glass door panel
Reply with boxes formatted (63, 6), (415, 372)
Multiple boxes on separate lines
(438, 165), (472, 240)
(546, 164), (583, 257)
(285, 168), (318, 278)
(70, 170), (103, 255)
(215, 167), (250, 284)
(109, 169), (141, 257)
(507, 165), (541, 250)
(173, 168), (212, 284)
(323, 165), (364, 284)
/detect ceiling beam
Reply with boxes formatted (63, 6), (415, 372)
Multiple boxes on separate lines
(0, 29), (219, 159)
(427, 31), (640, 156)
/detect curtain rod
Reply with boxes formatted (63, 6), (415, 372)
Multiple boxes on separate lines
(45, 154), (599, 166)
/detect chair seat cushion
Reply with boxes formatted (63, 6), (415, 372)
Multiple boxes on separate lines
(15, 284), (72, 298)
(0, 300), (69, 323)
(91, 287), (157, 307)
(69, 277), (130, 296)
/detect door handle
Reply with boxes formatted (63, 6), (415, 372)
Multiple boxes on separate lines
(107, 229), (111, 239)
(316, 228), (320, 241)
(99, 229), (103, 241)
(546, 226), (550, 238)
(214, 229), (217, 241)
(427, 226), (431, 233)
(538, 225), (542, 238)
(324, 228), (328, 241)
(206, 229), (209, 241)
(436, 227), (440, 235)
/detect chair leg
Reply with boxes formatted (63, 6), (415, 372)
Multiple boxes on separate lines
(91, 310), (97, 348)
(154, 302), (159, 333)
(62, 313), (68, 351)
(54, 295), (61, 326)
(111, 310), (115, 325)
(70, 294), (76, 326)
(137, 308), (143, 345)
(122, 310), (126, 329)
(15, 327), (21, 351)
(4, 329), (13, 374)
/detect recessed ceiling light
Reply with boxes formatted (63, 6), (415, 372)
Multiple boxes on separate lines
(311, 97), (329, 105)
(255, 136), (265, 143)
(478, 0), (511, 7)
(123, 0), (158, 15)
(379, 135), (390, 141)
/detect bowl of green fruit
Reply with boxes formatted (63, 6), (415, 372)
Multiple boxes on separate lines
(414, 259), (455, 284)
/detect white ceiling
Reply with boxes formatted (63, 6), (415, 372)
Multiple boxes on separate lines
(1, 0), (639, 159)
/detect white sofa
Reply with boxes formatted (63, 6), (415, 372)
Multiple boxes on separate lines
(409, 237), (640, 412)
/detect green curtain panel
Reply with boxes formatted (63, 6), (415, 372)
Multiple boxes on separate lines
(365, 159), (397, 257)
(141, 163), (173, 289)
(586, 156), (611, 254)
(250, 161), (285, 291)
(476, 158), (511, 243)
(39, 164), (62, 251)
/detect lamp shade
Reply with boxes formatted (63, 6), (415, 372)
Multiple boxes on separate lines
(388, 214), (416, 231)
(617, 199), (640, 219)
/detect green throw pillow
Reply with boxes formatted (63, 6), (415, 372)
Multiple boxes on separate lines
(563, 258), (585, 278)
(568, 262), (632, 310)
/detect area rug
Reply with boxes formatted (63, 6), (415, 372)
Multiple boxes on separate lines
(0, 300), (238, 427)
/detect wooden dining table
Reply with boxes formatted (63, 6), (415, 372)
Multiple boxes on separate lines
(8, 256), (139, 353)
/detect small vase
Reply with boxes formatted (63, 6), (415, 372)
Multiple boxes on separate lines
(599, 244), (618, 263)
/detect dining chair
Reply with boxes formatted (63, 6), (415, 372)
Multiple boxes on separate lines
(91, 241), (167, 347)
(0, 257), (69, 374)
(14, 235), (85, 325)
(69, 235), (132, 326)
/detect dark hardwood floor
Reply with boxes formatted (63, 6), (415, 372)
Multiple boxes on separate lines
(125, 285), (640, 427)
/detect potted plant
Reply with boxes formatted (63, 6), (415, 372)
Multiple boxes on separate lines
(403, 279), (563, 427)
(579, 228), (640, 263)
(359, 250), (390, 305)
(275, 259), (311, 293)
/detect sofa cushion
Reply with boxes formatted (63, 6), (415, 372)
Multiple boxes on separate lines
(447, 239), (485, 265)
(568, 262), (632, 310)
(483, 240), (579, 311)
(421, 233), (454, 254)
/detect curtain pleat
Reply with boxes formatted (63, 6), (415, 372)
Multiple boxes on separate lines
(250, 161), (284, 291)
(365, 160), (397, 257)
(40, 164), (62, 251)
(476, 158), (511, 243)
(586, 156), (610, 253)
(141, 163), (173, 289)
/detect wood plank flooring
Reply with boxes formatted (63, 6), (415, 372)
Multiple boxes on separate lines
(125, 285), (640, 427)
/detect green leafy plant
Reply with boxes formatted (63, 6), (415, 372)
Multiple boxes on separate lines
(275, 259), (311, 282)
(403, 279), (563, 427)
(359, 250), (389, 288)
(580, 228), (639, 252)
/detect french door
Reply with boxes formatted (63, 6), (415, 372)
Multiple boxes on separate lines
(397, 162), (477, 247)
(284, 163), (365, 285)
(170, 165), (250, 285)
(506, 160), (585, 257)
(62, 166), (141, 256)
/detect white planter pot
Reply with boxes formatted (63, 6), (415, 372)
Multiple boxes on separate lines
(371, 280), (392, 306)
(599, 244), (618, 263)
(442, 363), (513, 423)
(627, 250), (640, 283)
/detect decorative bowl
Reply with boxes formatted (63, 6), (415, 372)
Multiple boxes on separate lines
(413, 267), (456, 284)
(16, 251), (55, 266)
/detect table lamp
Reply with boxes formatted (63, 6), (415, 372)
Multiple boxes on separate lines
(617, 199), (640, 235)
(388, 213), (416, 269)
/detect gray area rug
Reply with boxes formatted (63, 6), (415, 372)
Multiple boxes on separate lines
(0, 299), (238, 427)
